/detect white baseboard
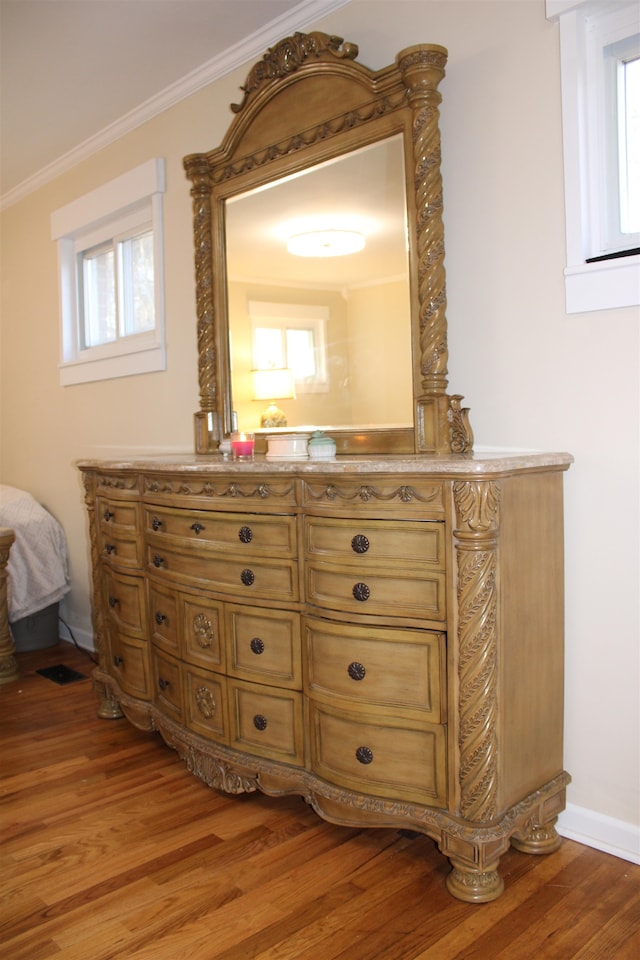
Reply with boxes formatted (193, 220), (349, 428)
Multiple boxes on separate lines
(558, 803), (640, 864)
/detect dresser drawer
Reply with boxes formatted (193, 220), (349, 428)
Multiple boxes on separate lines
(229, 679), (304, 765)
(103, 570), (146, 639)
(97, 496), (139, 531)
(148, 580), (179, 655)
(304, 618), (445, 723)
(152, 648), (183, 721)
(183, 664), (229, 744)
(226, 604), (301, 689)
(144, 506), (296, 558)
(98, 497), (142, 569)
(305, 516), (444, 567)
(182, 595), (225, 671)
(308, 701), (446, 807)
(146, 545), (299, 603)
(306, 562), (445, 621)
(108, 628), (151, 700)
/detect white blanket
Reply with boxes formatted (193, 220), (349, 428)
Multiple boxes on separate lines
(0, 485), (70, 622)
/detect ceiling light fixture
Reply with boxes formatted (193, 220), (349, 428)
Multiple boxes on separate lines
(286, 229), (365, 258)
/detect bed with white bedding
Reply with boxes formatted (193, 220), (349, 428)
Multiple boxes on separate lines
(0, 485), (70, 648)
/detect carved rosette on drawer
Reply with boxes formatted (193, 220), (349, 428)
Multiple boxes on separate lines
(184, 663), (229, 743)
(183, 596), (224, 670)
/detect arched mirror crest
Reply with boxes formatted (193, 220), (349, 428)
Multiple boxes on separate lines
(184, 32), (473, 457)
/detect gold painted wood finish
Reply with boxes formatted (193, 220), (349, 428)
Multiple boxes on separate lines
(2, 643), (638, 960)
(79, 455), (572, 903)
(184, 34), (473, 456)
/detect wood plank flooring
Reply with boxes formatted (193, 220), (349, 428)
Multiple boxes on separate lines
(1, 642), (638, 959)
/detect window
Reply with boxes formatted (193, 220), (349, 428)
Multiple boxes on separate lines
(547, 0), (640, 312)
(51, 159), (165, 384)
(249, 301), (328, 392)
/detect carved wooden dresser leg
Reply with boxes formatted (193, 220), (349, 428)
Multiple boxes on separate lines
(94, 675), (124, 719)
(446, 858), (504, 903)
(511, 816), (562, 855)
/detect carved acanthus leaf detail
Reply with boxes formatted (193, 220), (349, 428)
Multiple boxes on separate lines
(231, 32), (359, 112)
(453, 480), (501, 532)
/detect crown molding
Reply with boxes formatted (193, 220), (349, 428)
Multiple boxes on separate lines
(0, 0), (352, 212)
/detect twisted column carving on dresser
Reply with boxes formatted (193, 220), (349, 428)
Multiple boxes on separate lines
(0, 527), (17, 683)
(453, 479), (501, 822)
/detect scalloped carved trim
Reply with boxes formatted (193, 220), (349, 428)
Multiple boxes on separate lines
(211, 93), (407, 189)
(231, 32), (359, 113)
(143, 476), (295, 501)
(304, 482), (442, 505)
(95, 474), (139, 492)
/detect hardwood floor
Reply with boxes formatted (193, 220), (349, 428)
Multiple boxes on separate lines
(1, 642), (638, 960)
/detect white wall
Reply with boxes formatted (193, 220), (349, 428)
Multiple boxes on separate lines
(1, 0), (637, 861)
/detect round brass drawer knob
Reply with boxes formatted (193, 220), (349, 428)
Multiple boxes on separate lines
(351, 534), (370, 554)
(348, 661), (366, 681)
(155, 611), (167, 625)
(238, 525), (253, 543)
(151, 516), (162, 531)
(356, 746), (374, 765)
(253, 714), (268, 731)
(250, 637), (265, 655)
(352, 582), (370, 602)
(241, 568), (255, 586)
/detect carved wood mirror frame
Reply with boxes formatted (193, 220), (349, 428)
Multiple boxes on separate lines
(184, 32), (473, 457)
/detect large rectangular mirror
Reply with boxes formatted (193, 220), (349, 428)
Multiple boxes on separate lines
(226, 135), (413, 434)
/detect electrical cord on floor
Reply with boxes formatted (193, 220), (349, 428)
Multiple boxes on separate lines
(58, 613), (98, 665)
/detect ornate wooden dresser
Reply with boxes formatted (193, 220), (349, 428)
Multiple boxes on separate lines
(79, 452), (571, 902)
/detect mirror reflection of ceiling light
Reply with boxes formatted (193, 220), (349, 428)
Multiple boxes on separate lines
(287, 229), (365, 258)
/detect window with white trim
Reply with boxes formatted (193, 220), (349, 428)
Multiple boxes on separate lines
(51, 159), (166, 384)
(547, 0), (640, 313)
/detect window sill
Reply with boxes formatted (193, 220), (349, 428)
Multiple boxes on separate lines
(59, 343), (166, 386)
(564, 255), (640, 314)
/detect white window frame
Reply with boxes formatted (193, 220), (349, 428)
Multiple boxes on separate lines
(547, 0), (640, 313)
(51, 158), (166, 384)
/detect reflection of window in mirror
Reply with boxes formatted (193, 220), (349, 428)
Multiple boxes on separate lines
(249, 301), (328, 393)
